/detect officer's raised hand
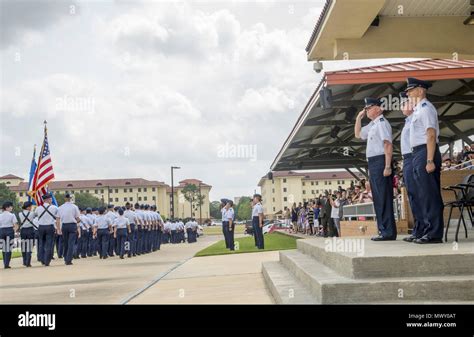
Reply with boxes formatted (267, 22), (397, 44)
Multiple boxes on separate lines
(357, 109), (366, 120)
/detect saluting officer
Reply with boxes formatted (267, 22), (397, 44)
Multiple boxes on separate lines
(18, 201), (37, 267)
(56, 193), (81, 265)
(35, 193), (59, 266)
(404, 77), (444, 244)
(399, 92), (424, 243)
(0, 201), (19, 269)
(355, 97), (397, 241)
(252, 194), (265, 249)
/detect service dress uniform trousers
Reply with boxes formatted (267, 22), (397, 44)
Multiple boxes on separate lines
(412, 144), (444, 240)
(20, 227), (35, 266)
(252, 216), (264, 249)
(38, 224), (55, 265)
(62, 223), (78, 264)
(97, 229), (110, 258)
(403, 153), (424, 238)
(367, 154), (397, 238)
(0, 227), (15, 268)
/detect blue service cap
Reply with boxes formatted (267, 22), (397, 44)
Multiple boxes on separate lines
(364, 97), (382, 108)
(42, 193), (52, 200)
(405, 77), (432, 91)
(220, 198), (230, 204)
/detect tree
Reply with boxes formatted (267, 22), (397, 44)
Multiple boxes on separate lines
(53, 192), (102, 208)
(73, 193), (102, 209)
(0, 183), (20, 213)
(235, 196), (252, 221)
(209, 201), (221, 219)
(181, 183), (200, 217)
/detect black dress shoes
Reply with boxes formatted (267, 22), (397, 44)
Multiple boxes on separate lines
(414, 237), (443, 244)
(402, 236), (417, 242)
(371, 235), (397, 241)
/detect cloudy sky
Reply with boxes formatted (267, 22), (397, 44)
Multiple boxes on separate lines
(0, 0), (404, 201)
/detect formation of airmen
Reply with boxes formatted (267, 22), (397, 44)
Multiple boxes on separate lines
(0, 192), (200, 269)
(355, 77), (444, 244)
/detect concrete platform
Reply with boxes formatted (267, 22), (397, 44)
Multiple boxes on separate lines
(263, 228), (474, 304)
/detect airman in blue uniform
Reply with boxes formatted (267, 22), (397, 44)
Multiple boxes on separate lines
(399, 92), (424, 242)
(0, 201), (19, 268)
(355, 97), (397, 241)
(403, 77), (444, 244)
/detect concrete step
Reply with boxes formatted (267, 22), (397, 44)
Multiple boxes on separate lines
(262, 260), (317, 304)
(297, 237), (474, 279)
(279, 249), (474, 304)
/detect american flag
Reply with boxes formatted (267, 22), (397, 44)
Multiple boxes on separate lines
(29, 124), (55, 205)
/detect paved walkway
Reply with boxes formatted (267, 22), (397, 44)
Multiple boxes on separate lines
(129, 251), (278, 304)
(0, 236), (219, 304)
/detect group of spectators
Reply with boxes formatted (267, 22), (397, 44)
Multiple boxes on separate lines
(283, 180), (374, 237)
(441, 144), (474, 171)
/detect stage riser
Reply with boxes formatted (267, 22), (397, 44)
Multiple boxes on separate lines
(297, 239), (474, 279)
(278, 250), (474, 304)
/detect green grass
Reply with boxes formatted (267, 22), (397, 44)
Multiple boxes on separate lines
(195, 232), (298, 257)
(0, 250), (22, 260)
(203, 224), (245, 235)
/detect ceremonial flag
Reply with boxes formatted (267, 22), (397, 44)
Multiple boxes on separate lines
(29, 122), (56, 206)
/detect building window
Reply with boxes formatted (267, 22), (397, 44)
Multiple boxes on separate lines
(109, 198), (113, 202)
(144, 188), (147, 192)
(129, 188), (133, 192)
(302, 190), (306, 195)
(329, 181), (332, 185)
(130, 197), (133, 201)
(124, 197), (128, 202)
(311, 190), (314, 194)
(19, 192), (23, 197)
(100, 189), (104, 194)
(95, 189), (98, 194)
(272, 188), (275, 193)
(315, 181), (319, 185)
(337, 180), (340, 184)
(80, 190), (84, 193)
(124, 189), (127, 193)
(283, 178), (287, 183)
(303, 198), (306, 202)
(302, 182), (305, 186)
(125, 181), (131, 185)
(152, 187), (156, 192)
(138, 197), (142, 201)
(86, 190), (89, 193)
(311, 181), (314, 186)
(152, 196), (156, 201)
(67, 184), (73, 187)
(316, 190), (319, 194)
(283, 188), (287, 192)
(283, 197), (287, 202)
(325, 181), (328, 185)
(341, 180), (345, 184)
(273, 207), (276, 211)
(109, 189), (113, 193)
(96, 183), (102, 186)
(144, 196), (147, 201)
(115, 189), (118, 193)
(115, 198), (118, 202)
(138, 188), (142, 192)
